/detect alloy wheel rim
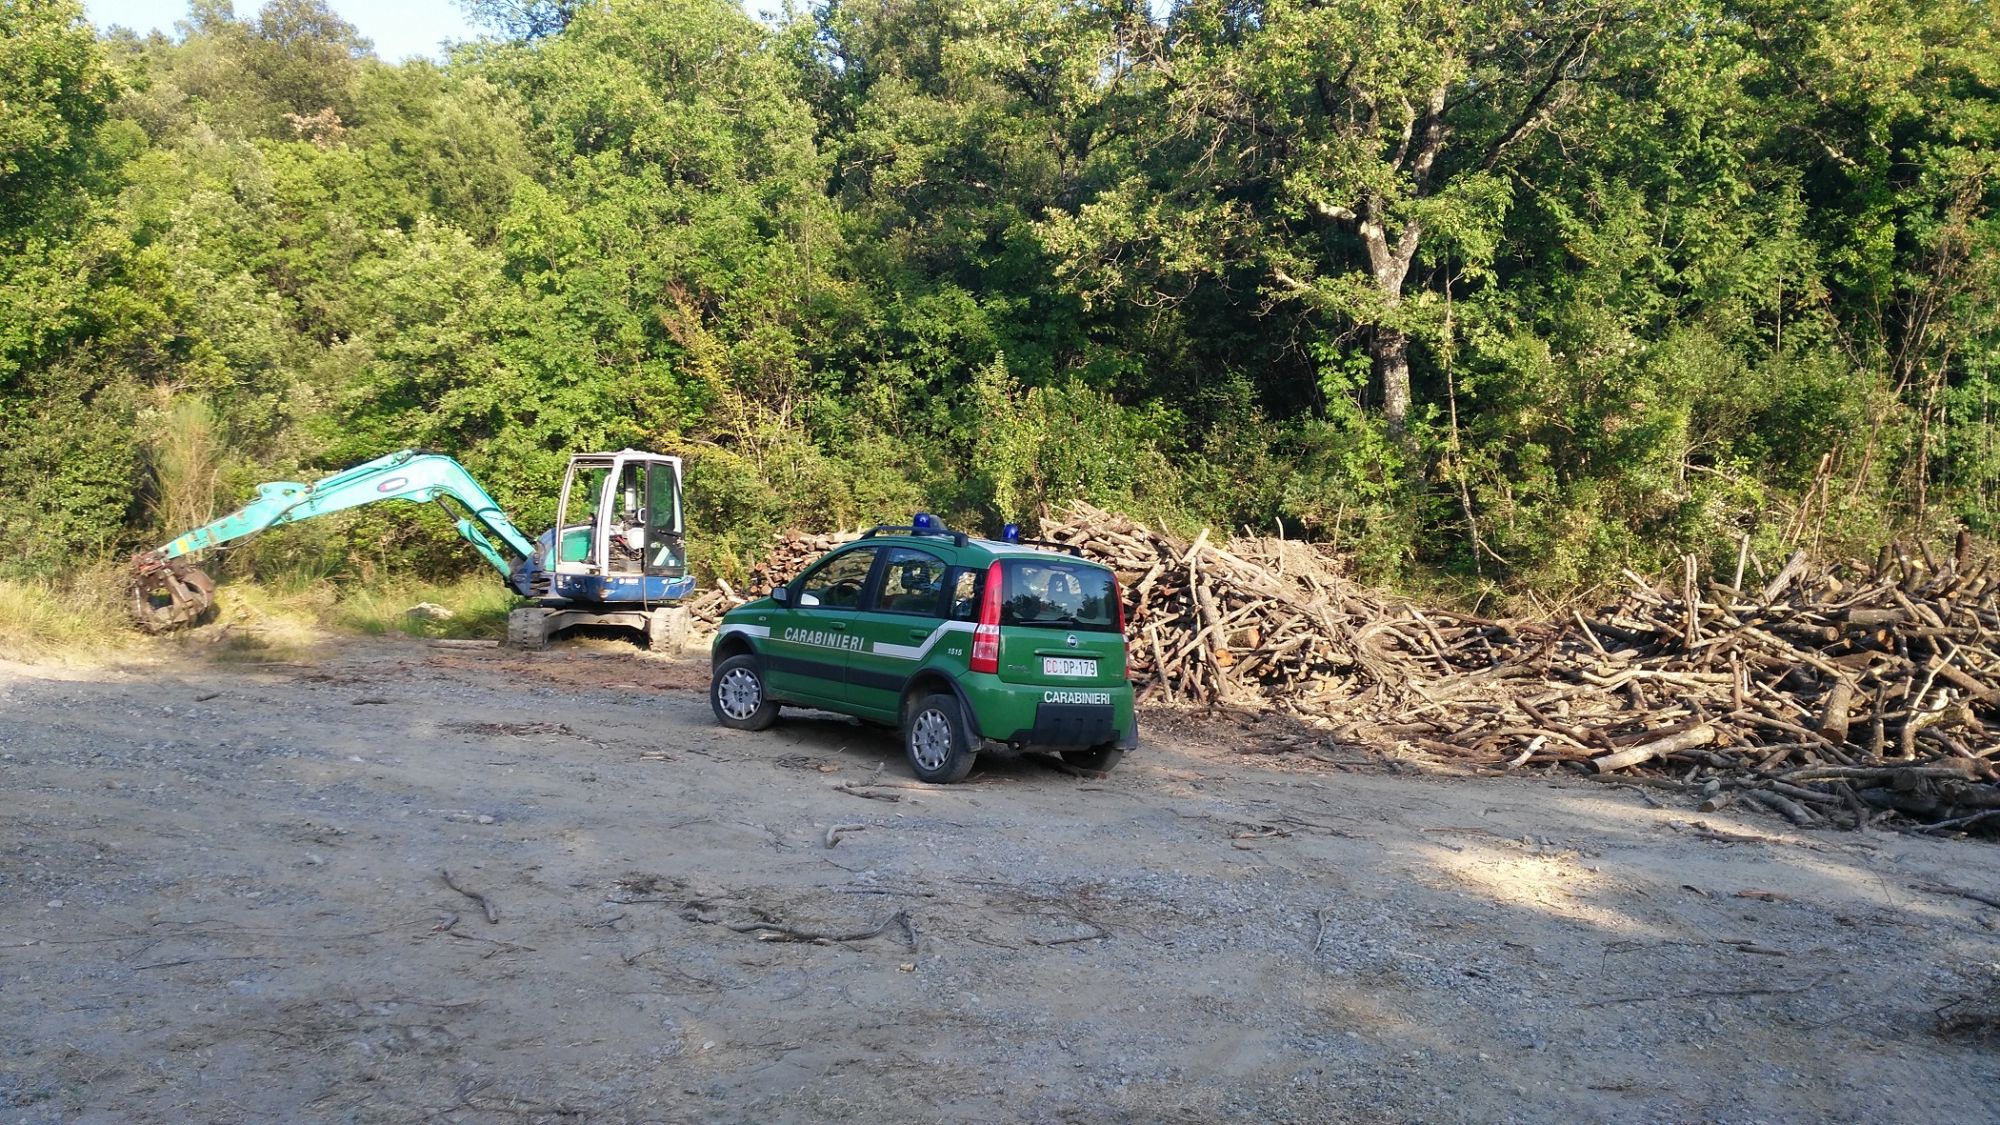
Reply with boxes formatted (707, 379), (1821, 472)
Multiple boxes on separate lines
(910, 709), (952, 771)
(717, 668), (762, 720)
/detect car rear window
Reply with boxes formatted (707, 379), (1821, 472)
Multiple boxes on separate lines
(998, 559), (1120, 632)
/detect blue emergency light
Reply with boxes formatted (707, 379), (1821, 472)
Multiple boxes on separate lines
(1002, 523), (1021, 543)
(912, 511), (936, 531)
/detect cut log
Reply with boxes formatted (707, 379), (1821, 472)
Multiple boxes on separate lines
(1816, 681), (1855, 743)
(1592, 725), (1719, 773)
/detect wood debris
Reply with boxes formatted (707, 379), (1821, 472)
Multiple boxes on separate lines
(439, 868), (499, 924)
(1040, 501), (2000, 832)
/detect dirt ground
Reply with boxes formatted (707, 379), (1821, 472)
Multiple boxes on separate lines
(3, 636), (1998, 1124)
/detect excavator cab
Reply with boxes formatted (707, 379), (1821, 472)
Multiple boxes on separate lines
(548, 450), (686, 581)
(509, 449), (693, 617)
(501, 449), (692, 649)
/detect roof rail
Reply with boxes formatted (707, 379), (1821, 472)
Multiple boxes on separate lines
(859, 524), (970, 548)
(1008, 537), (1084, 558)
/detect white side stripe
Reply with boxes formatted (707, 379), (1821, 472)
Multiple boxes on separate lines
(870, 620), (976, 660)
(722, 618), (971, 661)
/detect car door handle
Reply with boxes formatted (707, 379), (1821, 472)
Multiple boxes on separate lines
(827, 622), (847, 631)
(908, 629), (929, 640)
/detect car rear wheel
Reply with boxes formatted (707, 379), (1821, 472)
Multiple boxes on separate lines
(904, 693), (976, 784)
(1065, 745), (1124, 774)
(711, 655), (779, 731)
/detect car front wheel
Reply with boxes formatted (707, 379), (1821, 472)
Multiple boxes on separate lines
(904, 693), (977, 784)
(711, 654), (779, 731)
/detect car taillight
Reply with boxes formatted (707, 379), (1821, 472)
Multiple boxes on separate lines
(969, 561), (1002, 673)
(1111, 573), (1132, 677)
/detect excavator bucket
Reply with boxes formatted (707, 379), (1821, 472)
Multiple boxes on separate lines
(128, 553), (216, 634)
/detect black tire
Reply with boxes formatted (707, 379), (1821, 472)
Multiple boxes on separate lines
(646, 607), (691, 652)
(903, 693), (977, 784)
(506, 607), (549, 650)
(1066, 745), (1125, 774)
(710, 654), (779, 731)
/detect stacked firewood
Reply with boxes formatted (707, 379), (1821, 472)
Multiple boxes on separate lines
(682, 586), (738, 630)
(1042, 501), (2000, 833)
(684, 530), (858, 630)
(747, 530), (858, 593)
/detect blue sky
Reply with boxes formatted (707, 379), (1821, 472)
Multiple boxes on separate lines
(85, 0), (484, 62)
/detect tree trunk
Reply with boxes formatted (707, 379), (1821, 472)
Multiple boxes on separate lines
(1350, 202), (1417, 442)
(1374, 326), (1411, 438)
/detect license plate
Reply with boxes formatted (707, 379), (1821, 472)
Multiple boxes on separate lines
(1042, 657), (1098, 678)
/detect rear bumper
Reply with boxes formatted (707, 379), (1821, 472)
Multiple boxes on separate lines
(1117, 713), (1140, 750)
(1006, 702), (1114, 749)
(967, 679), (1138, 752)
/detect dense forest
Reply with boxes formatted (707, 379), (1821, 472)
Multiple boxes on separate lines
(2, 0), (1995, 607)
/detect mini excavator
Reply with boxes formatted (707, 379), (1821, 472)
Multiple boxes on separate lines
(128, 448), (694, 649)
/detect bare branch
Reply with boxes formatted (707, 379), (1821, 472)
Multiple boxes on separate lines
(1391, 218), (1424, 282)
(1308, 200), (1358, 225)
(1388, 95), (1418, 170)
(1479, 24), (1600, 174)
(1409, 83), (1448, 188)
(1314, 72), (1340, 118)
(1271, 266), (1315, 294)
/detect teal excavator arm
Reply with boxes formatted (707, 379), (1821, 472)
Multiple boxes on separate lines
(129, 450), (542, 632)
(152, 449), (540, 572)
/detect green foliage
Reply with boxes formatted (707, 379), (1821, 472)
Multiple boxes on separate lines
(0, 0), (118, 224)
(0, 364), (144, 575)
(954, 357), (1177, 528)
(147, 0), (370, 140)
(0, 0), (1997, 614)
(144, 393), (227, 539)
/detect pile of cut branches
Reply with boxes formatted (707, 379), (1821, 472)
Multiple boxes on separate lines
(1037, 503), (1513, 714)
(745, 531), (859, 592)
(1043, 501), (2000, 833)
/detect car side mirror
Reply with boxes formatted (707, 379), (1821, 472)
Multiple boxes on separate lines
(770, 586), (790, 604)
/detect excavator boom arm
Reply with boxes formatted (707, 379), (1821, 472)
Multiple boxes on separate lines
(130, 450), (542, 632)
(152, 449), (541, 572)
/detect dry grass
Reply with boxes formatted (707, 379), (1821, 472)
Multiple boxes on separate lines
(328, 576), (519, 640)
(0, 564), (145, 665)
(181, 572), (517, 660)
(171, 565), (516, 650)
(194, 580), (337, 664)
(146, 394), (225, 540)
(0, 564), (517, 667)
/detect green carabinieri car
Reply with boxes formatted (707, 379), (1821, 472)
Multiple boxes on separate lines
(709, 515), (1139, 783)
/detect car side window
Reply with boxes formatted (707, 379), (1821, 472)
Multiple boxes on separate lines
(946, 568), (981, 621)
(798, 548), (877, 609)
(874, 547), (949, 617)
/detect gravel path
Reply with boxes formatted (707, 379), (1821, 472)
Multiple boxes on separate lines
(2, 638), (1997, 1123)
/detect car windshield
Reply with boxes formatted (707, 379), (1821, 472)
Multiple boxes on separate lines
(998, 559), (1119, 632)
